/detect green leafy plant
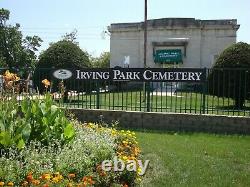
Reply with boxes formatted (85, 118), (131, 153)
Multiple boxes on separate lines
(0, 94), (75, 153)
(0, 97), (31, 151)
(21, 94), (75, 146)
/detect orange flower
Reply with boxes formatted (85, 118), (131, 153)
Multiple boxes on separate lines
(3, 70), (20, 82)
(43, 184), (49, 187)
(21, 181), (29, 186)
(89, 179), (95, 185)
(31, 179), (40, 186)
(26, 172), (33, 182)
(82, 176), (95, 185)
(0, 182), (4, 186)
(42, 79), (51, 88)
(4, 70), (13, 81)
(96, 164), (106, 177)
(68, 173), (76, 178)
(14, 74), (20, 81)
(82, 176), (88, 182)
(100, 171), (106, 177)
(6, 80), (14, 88)
(123, 184), (129, 187)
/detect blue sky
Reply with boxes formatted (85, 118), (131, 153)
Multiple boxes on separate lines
(1, 0), (249, 57)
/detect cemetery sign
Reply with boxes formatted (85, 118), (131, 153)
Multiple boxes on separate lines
(53, 68), (206, 82)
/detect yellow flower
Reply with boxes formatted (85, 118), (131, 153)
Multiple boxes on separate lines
(67, 183), (73, 187)
(111, 129), (117, 136)
(41, 173), (51, 181)
(137, 167), (142, 174)
(7, 182), (14, 186)
(136, 177), (142, 182)
(122, 156), (128, 161)
(54, 172), (63, 181)
(0, 182), (4, 187)
(52, 177), (59, 183)
(129, 156), (136, 160)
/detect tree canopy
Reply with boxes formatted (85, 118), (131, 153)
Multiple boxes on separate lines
(90, 52), (110, 68)
(212, 42), (250, 68)
(37, 40), (90, 69)
(0, 8), (42, 70)
(208, 42), (250, 109)
(34, 39), (91, 93)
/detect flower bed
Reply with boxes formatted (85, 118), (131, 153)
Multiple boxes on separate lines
(0, 121), (142, 186)
(0, 72), (144, 186)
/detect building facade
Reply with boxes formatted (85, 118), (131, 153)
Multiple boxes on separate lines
(108, 18), (240, 68)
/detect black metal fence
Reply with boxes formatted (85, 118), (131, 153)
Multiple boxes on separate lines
(0, 68), (250, 117)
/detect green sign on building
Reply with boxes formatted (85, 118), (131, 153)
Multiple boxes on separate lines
(154, 49), (183, 64)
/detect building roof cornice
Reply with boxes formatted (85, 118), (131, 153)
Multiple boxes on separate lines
(108, 18), (240, 32)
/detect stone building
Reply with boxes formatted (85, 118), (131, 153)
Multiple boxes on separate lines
(108, 18), (240, 69)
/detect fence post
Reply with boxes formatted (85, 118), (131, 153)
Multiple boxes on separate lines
(96, 81), (100, 109)
(146, 82), (151, 112)
(202, 68), (207, 114)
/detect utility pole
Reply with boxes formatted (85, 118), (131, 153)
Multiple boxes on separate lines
(144, 0), (147, 68)
(143, 0), (148, 105)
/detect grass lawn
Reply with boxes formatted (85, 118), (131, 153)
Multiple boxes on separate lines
(64, 91), (250, 116)
(136, 131), (250, 187)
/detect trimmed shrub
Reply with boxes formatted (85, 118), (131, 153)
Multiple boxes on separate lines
(208, 42), (250, 109)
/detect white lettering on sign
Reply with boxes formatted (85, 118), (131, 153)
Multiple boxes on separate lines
(113, 70), (140, 80)
(76, 70), (110, 80)
(60, 69), (204, 82)
(142, 71), (203, 81)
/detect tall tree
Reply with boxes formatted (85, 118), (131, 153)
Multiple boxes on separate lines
(91, 52), (110, 68)
(0, 8), (42, 71)
(34, 40), (91, 93)
(62, 29), (78, 45)
(37, 40), (90, 69)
